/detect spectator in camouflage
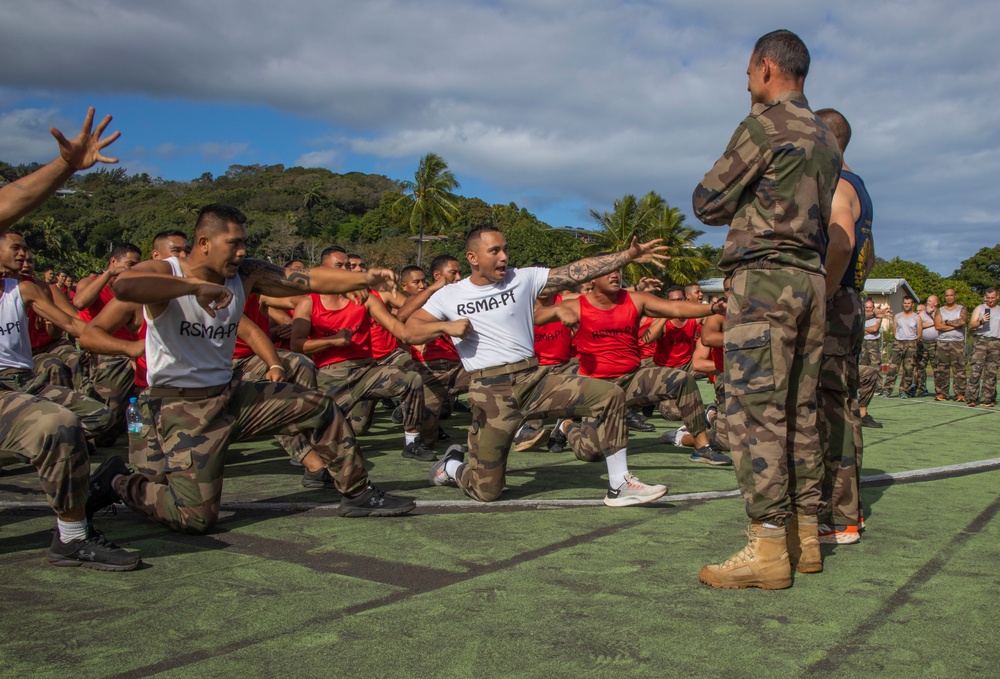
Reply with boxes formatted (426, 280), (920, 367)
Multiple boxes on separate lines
(933, 288), (969, 400)
(965, 288), (999, 406)
(881, 295), (921, 397)
(914, 295), (939, 397)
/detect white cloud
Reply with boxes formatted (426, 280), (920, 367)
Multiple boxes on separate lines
(1, 0), (999, 273)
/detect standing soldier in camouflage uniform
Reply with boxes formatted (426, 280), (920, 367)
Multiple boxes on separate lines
(860, 299), (883, 370)
(933, 288), (969, 401)
(914, 295), (939, 397)
(880, 295), (922, 398)
(84, 204), (416, 536)
(813, 108), (874, 546)
(0, 107), (139, 570)
(407, 225), (671, 506)
(965, 288), (999, 407)
(692, 30), (841, 590)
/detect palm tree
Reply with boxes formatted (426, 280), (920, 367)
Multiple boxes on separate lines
(588, 191), (709, 285)
(395, 153), (460, 265)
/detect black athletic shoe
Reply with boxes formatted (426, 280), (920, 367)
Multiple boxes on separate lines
(547, 421), (568, 453)
(85, 456), (131, 520)
(380, 398), (398, 411)
(437, 427), (452, 443)
(402, 440), (438, 461)
(301, 467), (337, 490)
(626, 408), (656, 433)
(46, 526), (141, 572)
(337, 484), (416, 517)
(391, 406), (404, 425)
(860, 414), (884, 429)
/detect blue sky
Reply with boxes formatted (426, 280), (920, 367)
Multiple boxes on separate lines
(2, 0), (998, 276)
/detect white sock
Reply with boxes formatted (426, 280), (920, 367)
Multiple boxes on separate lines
(57, 518), (88, 543)
(404, 431), (419, 445)
(762, 522), (780, 529)
(444, 459), (462, 479)
(605, 448), (629, 488)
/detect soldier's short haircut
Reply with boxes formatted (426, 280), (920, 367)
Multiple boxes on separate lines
(986, 287), (998, 295)
(684, 283), (701, 294)
(194, 204), (248, 239)
(430, 254), (459, 274)
(815, 108), (852, 152)
(110, 243), (141, 261)
(152, 230), (188, 251)
(320, 246), (347, 263)
(753, 29), (810, 80)
(400, 265), (425, 282)
(903, 295), (915, 303)
(465, 224), (501, 251)
(666, 284), (685, 297)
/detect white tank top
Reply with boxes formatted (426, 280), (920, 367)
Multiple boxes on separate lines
(0, 279), (32, 370)
(863, 314), (881, 341)
(938, 305), (965, 342)
(973, 304), (1000, 339)
(144, 258), (246, 388)
(920, 310), (939, 341)
(894, 313), (918, 341)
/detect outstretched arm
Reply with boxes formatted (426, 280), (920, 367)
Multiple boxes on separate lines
(20, 280), (87, 337)
(540, 238), (670, 296)
(241, 259), (395, 298)
(402, 308), (472, 345)
(0, 108), (120, 233)
(78, 298), (145, 358)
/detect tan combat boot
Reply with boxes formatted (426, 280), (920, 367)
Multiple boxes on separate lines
(787, 514), (822, 573)
(699, 521), (792, 590)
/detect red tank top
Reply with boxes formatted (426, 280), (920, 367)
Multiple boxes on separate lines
(232, 294), (269, 360)
(576, 291), (640, 379)
(79, 280), (137, 341)
(534, 294), (573, 365)
(411, 334), (460, 362)
(21, 275), (55, 351)
(368, 291), (399, 360)
(638, 317), (657, 360)
(653, 318), (699, 368)
(308, 294), (372, 367)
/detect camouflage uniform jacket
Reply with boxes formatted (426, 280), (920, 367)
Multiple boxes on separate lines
(692, 91), (842, 276)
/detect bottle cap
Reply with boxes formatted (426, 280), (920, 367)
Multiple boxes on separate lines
(129, 397), (137, 404)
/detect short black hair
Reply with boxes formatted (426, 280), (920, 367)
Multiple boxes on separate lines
(753, 29), (810, 80)
(110, 243), (141, 261)
(400, 265), (425, 282)
(194, 204), (248, 239)
(815, 108), (852, 152)
(903, 295), (915, 303)
(465, 224), (501, 250)
(430, 254), (459, 274)
(152, 230), (188, 251)
(666, 284), (685, 297)
(320, 246), (347, 263)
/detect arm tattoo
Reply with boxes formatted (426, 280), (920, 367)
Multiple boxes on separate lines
(240, 258), (312, 295)
(541, 251), (630, 295)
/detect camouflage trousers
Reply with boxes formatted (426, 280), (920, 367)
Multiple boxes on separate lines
(817, 287), (864, 527)
(0, 391), (90, 515)
(318, 358), (426, 436)
(934, 340), (968, 398)
(653, 356), (694, 421)
(0, 368), (114, 440)
(233, 349), (318, 389)
(120, 377), (366, 534)
(409, 358), (469, 446)
(859, 338), (881, 370)
(458, 359), (627, 502)
(882, 339), (918, 396)
(521, 359), (579, 431)
(914, 339), (936, 393)
(32, 338), (90, 391)
(724, 267), (825, 524)
(859, 364), (880, 408)
(347, 348), (412, 434)
(966, 337), (1000, 404)
(88, 354), (136, 443)
(569, 364), (708, 462)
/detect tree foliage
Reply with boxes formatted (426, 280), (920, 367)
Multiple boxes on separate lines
(395, 153), (460, 265)
(872, 257), (980, 311)
(953, 244), (1000, 294)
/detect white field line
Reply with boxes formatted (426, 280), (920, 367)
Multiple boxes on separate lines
(4, 457), (1000, 512)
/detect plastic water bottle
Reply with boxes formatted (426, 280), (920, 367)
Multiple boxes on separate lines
(126, 397), (143, 434)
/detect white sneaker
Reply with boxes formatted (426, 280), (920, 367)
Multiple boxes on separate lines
(603, 473), (668, 507)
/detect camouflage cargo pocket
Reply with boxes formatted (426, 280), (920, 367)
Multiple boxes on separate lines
(726, 321), (775, 396)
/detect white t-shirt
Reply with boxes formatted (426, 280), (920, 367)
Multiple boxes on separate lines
(421, 267), (549, 372)
(145, 257), (246, 388)
(0, 279), (32, 370)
